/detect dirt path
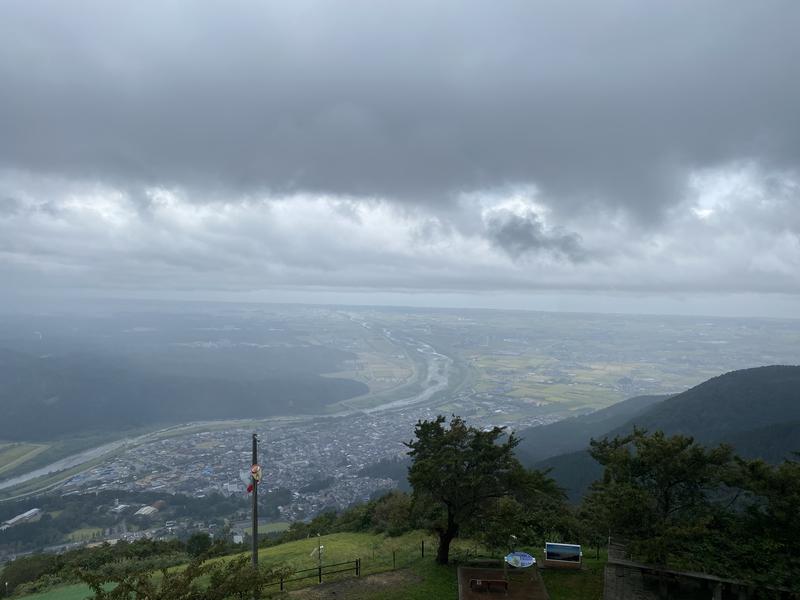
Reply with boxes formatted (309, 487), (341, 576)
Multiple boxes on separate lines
(288, 569), (422, 599)
(458, 566), (550, 600)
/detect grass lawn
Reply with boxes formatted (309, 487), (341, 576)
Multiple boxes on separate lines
(12, 584), (94, 600)
(537, 548), (606, 600)
(253, 530), (443, 577)
(363, 561), (459, 600)
(291, 561), (459, 600)
(15, 534), (605, 600)
(15, 531), (446, 600)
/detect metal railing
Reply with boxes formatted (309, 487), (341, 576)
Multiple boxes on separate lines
(270, 558), (361, 591)
(264, 537), (462, 592)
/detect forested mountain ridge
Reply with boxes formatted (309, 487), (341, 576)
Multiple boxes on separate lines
(622, 365), (800, 442)
(525, 365), (800, 499)
(515, 393), (669, 464)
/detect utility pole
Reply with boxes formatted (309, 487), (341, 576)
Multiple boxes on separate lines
(251, 433), (259, 569)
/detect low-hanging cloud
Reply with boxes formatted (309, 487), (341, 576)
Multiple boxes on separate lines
(1, 167), (798, 300)
(484, 210), (586, 262)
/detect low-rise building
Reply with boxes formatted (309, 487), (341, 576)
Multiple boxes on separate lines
(2, 508), (42, 529)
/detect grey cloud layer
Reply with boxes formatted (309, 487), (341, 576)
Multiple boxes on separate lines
(2, 1), (799, 218)
(1, 171), (798, 297)
(2, 1), (800, 309)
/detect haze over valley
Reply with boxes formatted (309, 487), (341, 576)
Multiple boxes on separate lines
(1, 302), (797, 514)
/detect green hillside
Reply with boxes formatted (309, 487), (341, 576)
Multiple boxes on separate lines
(724, 421), (800, 462)
(529, 366), (800, 499)
(12, 531), (605, 600)
(515, 394), (668, 464)
(626, 365), (800, 444)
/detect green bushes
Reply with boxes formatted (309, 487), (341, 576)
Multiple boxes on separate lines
(370, 491), (412, 537)
(260, 490), (419, 550)
(0, 539), (191, 594)
(2, 554), (61, 595)
(78, 556), (291, 600)
(10, 573), (65, 596)
(585, 429), (800, 591)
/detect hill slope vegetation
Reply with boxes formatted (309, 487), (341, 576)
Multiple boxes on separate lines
(515, 394), (668, 464)
(522, 365), (800, 498)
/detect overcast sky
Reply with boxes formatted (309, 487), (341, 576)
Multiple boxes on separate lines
(1, 1), (799, 317)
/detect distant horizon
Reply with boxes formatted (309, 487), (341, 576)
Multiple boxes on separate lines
(2, 288), (799, 321)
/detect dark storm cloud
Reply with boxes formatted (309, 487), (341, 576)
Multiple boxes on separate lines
(1, 1), (799, 219)
(485, 210), (585, 262)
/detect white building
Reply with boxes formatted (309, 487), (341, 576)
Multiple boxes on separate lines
(2, 508), (42, 528)
(134, 506), (159, 517)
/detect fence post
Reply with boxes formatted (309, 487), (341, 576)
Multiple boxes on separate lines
(421, 539), (425, 558)
(356, 558), (360, 576)
(392, 550), (396, 569)
(280, 575), (284, 591)
(318, 565), (322, 584)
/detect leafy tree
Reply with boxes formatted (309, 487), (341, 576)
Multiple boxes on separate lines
(79, 556), (290, 600)
(0, 553), (60, 594)
(186, 532), (212, 558)
(204, 556), (291, 600)
(332, 501), (373, 533)
(9, 573), (65, 596)
(371, 490), (412, 536)
(586, 429), (733, 564)
(471, 468), (569, 553)
(272, 510), (338, 544)
(575, 493), (610, 558)
(722, 456), (800, 591)
(406, 415), (548, 564)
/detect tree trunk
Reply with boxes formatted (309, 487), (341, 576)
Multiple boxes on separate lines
(436, 511), (459, 565)
(436, 529), (455, 565)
